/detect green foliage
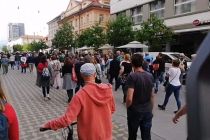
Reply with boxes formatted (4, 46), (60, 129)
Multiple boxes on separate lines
(52, 23), (74, 49)
(77, 25), (106, 49)
(106, 16), (134, 47)
(136, 15), (173, 51)
(2, 46), (8, 53)
(13, 44), (23, 52)
(29, 41), (48, 52)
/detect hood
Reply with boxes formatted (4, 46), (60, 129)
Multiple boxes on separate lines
(83, 83), (113, 106)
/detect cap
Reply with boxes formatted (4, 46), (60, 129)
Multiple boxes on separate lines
(80, 63), (96, 76)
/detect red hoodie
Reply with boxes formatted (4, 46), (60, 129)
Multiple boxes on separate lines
(44, 83), (115, 140)
(4, 103), (19, 140)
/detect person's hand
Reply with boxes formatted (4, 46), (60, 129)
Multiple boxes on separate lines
(172, 114), (180, 124)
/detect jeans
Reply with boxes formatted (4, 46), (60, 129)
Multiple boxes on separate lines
(163, 84), (181, 110)
(2, 64), (8, 74)
(159, 72), (165, 83)
(28, 63), (34, 72)
(42, 86), (50, 97)
(109, 75), (119, 91)
(15, 61), (20, 70)
(10, 61), (15, 70)
(127, 109), (153, 140)
(21, 67), (26, 73)
(75, 81), (84, 93)
(154, 78), (159, 93)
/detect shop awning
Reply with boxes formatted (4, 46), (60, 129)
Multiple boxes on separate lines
(174, 26), (210, 33)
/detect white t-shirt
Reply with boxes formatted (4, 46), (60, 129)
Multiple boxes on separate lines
(168, 67), (181, 86)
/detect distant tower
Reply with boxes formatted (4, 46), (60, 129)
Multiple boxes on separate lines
(8, 23), (25, 41)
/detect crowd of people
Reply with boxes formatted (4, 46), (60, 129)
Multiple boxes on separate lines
(0, 50), (189, 140)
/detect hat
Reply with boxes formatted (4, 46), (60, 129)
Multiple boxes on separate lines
(80, 63), (96, 76)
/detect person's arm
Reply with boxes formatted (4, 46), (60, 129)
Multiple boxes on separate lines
(43, 96), (82, 130)
(126, 88), (134, 108)
(173, 105), (187, 124)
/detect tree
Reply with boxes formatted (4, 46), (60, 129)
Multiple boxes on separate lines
(77, 25), (106, 49)
(13, 44), (23, 52)
(2, 46), (8, 53)
(136, 15), (173, 51)
(106, 16), (134, 47)
(29, 41), (48, 52)
(52, 23), (74, 50)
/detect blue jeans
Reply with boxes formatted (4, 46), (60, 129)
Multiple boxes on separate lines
(163, 84), (181, 110)
(154, 78), (159, 93)
(159, 72), (165, 83)
(127, 109), (153, 140)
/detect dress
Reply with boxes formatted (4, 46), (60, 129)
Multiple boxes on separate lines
(62, 64), (77, 90)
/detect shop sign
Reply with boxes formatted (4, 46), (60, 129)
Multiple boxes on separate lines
(193, 19), (210, 26)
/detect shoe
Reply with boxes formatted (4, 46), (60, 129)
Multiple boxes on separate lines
(56, 86), (59, 89)
(47, 94), (51, 100)
(158, 104), (165, 110)
(44, 97), (47, 101)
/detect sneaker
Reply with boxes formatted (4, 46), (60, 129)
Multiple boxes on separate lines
(47, 94), (51, 100)
(56, 86), (59, 89)
(158, 104), (165, 110)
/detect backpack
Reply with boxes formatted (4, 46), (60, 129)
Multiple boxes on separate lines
(42, 67), (50, 78)
(152, 63), (159, 71)
(0, 100), (9, 140)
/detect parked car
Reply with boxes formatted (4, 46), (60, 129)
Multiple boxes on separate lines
(145, 52), (192, 71)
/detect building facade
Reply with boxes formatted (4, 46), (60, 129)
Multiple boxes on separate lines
(7, 35), (46, 52)
(59, 0), (110, 34)
(111, 0), (210, 55)
(8, 23), (25, 41)
(47, 14), (62, 47)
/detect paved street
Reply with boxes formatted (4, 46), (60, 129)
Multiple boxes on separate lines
(1, 68), (187, 140)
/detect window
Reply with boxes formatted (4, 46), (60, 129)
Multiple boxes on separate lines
(131, 6), (143, 25)
(116, 11), (126, 17)
(86, 14), (89, 23)
(174, 0), (196, 15)
(75, 19), (77, 27)
(81, 17), (83, 25)
(150, 0), (165, 18)
(99, 14), (104, 23)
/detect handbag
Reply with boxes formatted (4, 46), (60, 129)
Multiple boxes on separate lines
(71, 65), (77, 82)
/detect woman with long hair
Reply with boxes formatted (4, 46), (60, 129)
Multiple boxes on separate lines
(62, 57), (77, 102)
(158, 59), (182, 113)
(0, 84), (19, 140)
(119, 54), (132, 103)
(37, 55), (52, 101)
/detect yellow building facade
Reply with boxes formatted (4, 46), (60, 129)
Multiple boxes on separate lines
(59, 0), (110, 34)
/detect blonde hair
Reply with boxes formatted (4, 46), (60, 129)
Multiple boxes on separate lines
(124, 54), (131, 61)
(0, 84), (7, 112)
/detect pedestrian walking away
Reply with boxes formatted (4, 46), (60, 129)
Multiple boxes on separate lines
(158, 59), (182, 113)
(37, 55), (52, 101)
(1, 55), (9, 75)
(126, 54), (155, 140)
(40, 63), (115, 140)
(119, 54), (132, 103)
(62, 57), (77, 103)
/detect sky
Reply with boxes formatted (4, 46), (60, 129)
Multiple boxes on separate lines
(0, 0), (70, 43)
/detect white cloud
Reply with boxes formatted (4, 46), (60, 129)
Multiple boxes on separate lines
(0, 0), (69, 41)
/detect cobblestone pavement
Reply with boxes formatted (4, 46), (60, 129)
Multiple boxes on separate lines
(1, 68), (186, 140)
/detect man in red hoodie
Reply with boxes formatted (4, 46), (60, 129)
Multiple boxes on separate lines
(41, 63), (115, 140)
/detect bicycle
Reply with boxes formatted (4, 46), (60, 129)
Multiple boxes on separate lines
(40, 122), (77, 140)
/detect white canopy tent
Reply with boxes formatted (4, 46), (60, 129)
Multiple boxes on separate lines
(98, 44), (114, 50)
(76, 46), (94, 51)
(117, 41), (149, 49)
